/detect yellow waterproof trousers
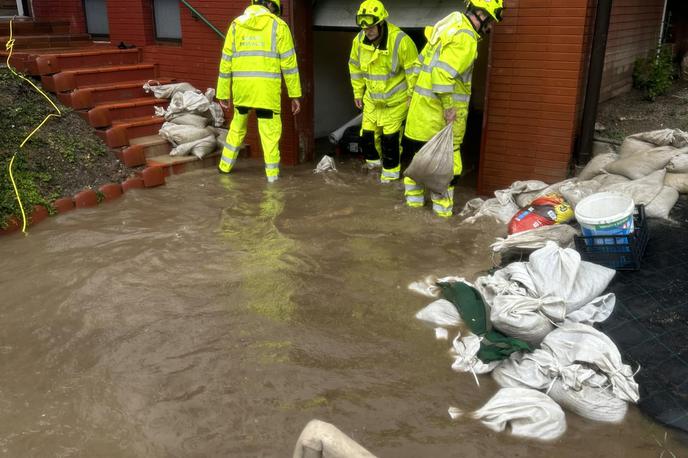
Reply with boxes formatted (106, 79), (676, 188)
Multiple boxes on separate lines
(219, 108), (282, 182)
(361, 101), (407, 182)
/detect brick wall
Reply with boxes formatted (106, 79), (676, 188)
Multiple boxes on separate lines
(478, 0), (594, 195)
(32, 0), (86, 33)
(600, 0), (665, 102)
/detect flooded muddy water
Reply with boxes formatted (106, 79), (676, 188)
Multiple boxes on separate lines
(1, 158), (685, 457)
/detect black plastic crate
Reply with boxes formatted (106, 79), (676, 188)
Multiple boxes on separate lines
(574, 205), (649, 270)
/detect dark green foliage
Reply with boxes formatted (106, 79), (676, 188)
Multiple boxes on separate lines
(633, 45), (676, 101)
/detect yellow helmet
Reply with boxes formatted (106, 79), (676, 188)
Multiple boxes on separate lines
(252, 0), (281, 15)
(356, 0), (389, 28)
(466, 0), (504, 22)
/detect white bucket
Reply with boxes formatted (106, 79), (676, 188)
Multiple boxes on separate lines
(575, 192), (635, 243)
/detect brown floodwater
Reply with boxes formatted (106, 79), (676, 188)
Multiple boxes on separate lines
(1, 158), (685, 457)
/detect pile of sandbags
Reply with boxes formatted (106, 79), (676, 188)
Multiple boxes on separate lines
(411, 242), (638, 440)
(144, 81), (227, 159)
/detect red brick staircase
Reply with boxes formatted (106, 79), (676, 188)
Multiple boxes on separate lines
(0, 18), (220, 176)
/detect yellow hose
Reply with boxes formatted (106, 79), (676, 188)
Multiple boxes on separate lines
(4, 17), (62, 234)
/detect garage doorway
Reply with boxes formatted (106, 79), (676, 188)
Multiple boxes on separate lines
(312, 0), (490, 183)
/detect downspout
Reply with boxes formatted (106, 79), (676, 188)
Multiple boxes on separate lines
(576, 0), (614, 166)
(658, 0), (669, 49)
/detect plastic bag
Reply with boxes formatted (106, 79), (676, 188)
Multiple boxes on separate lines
(507, 194), (574, 235)
(403, 125), (454, 193)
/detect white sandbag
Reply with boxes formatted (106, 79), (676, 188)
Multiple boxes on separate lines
(167, 90), (211, 115)
(159, 122), (214, 146)
(665, 172), (688, 194)
(541, 323), (639, 403)
(667, 154), (688, 173)
(628, 128), (688, 148)
(491, 224), (579, 254)
(450, 332), (500, 376)
(470, 388), (566, 441)
(559, 179), (602, 208)
(565, 293), (615, 325)
(578, 153), (619, 181)
(474, 262), (535, 307)
(214, 128), (228, 142)
(547, 379), (628, 423)
(491, 350), (556, 391)
(415, 299), (463, 328)
(207, 102), (225, 127)
(534, 178), (577, 200)
(618, 137), (655, 157)
(490, 295), (565, 345)
(460, 197), (519, 225)
(314, 155), (338, 173)
(526, 242), (616, 313)
(601, 169), (666, 205)
(592, 173), (630, 188)
(293, 419), (377, 458)
(403, 125), (453, 193)
(170, 134), (217, 158)
(408, 276), (467, 298)
(167, 112), (210, 128)
(645, 186), (679, 218)
(495, 180), (550, 208)
(143, 81), (197, 99)
(604, 146), (683, 180)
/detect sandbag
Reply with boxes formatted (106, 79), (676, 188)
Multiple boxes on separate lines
(559, 179), (602, 208)
(601, 169), (666, 205)
(143, 81), (197, 99)
(604, 145), (683, 180)
(667, 154), (688, 173)
(166, 112), (210, 128)
(592, 173), (630, 188)
(618, 137), (655, 157)
(159, 122), (214, 146)
(450, 332), (500, 375)
(415, 299), (464, 329)
(490, 295), (565, 345)
(469, 388), (566, 441)
(496, 180), (550, 208)
(491, 224), (579, 254)
(293, 419), (376, 458)
(167, 90), (211, 115)
(547, 379), (628, 423)
(565, 293), (615, 325)
(665, 172), (688, 194)
(525, 242), (616, 313)
(403, 125), (454, 193)
(645, 186), (679, 219)
(170, 135), (217, 158)
(492, 350), (555, 391)
(578, 153), (619, 181)
(460, 197), (519, 225)
(628, 129), (688, 148)
(541, 323), (639, 403)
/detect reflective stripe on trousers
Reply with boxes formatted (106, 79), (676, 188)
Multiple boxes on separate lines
(219, 108), (282, 180)
(403, 177), (455, 217)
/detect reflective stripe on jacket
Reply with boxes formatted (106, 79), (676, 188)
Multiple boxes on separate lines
(217, 5), (301, 111)
(348, 22), (418, 107)
(405, 12), (478, 142)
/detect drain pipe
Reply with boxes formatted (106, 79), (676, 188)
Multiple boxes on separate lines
(576, 0), (614, 166)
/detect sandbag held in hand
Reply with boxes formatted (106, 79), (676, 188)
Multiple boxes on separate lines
(403, 125), (454, 194)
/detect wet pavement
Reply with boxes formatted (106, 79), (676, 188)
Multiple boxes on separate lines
(601, 194), (688, 434)
(1, 158), (686, 457)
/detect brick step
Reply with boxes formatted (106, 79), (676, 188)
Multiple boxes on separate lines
(80, 96), (168, 128)
(42, 63), (158, 93)
(146, 151), (221, 177)
(0, 33), (91, 50)
(0, 20), (69, 36)
(57, 77), (176, 109)
(130, 134), (172, 158)
(1, 44), (115, 74)
(34, 48), (142, 75)
(96, 115), (164, 148)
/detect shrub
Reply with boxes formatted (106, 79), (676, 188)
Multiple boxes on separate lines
(633, 45), (676, 101)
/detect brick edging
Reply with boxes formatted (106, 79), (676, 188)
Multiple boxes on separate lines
(0, 166), (165, 237)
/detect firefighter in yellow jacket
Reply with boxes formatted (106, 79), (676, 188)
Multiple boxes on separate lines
(348, 0), (418, 183)
(216, 0), (301, 183)
(402, 0), (504, 217)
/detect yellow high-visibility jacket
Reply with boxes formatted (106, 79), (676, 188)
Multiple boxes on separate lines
(348, 22), (418, 107)
(405, 12), (478, 141)
(216, 5), (301, 112)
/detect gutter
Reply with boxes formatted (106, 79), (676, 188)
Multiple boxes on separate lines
(576, 0), (614, 166)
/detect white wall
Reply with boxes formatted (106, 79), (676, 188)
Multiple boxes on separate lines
(314, 30), (360, 138)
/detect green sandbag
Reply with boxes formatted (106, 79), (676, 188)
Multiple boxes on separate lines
(438, 281), (532, 363)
